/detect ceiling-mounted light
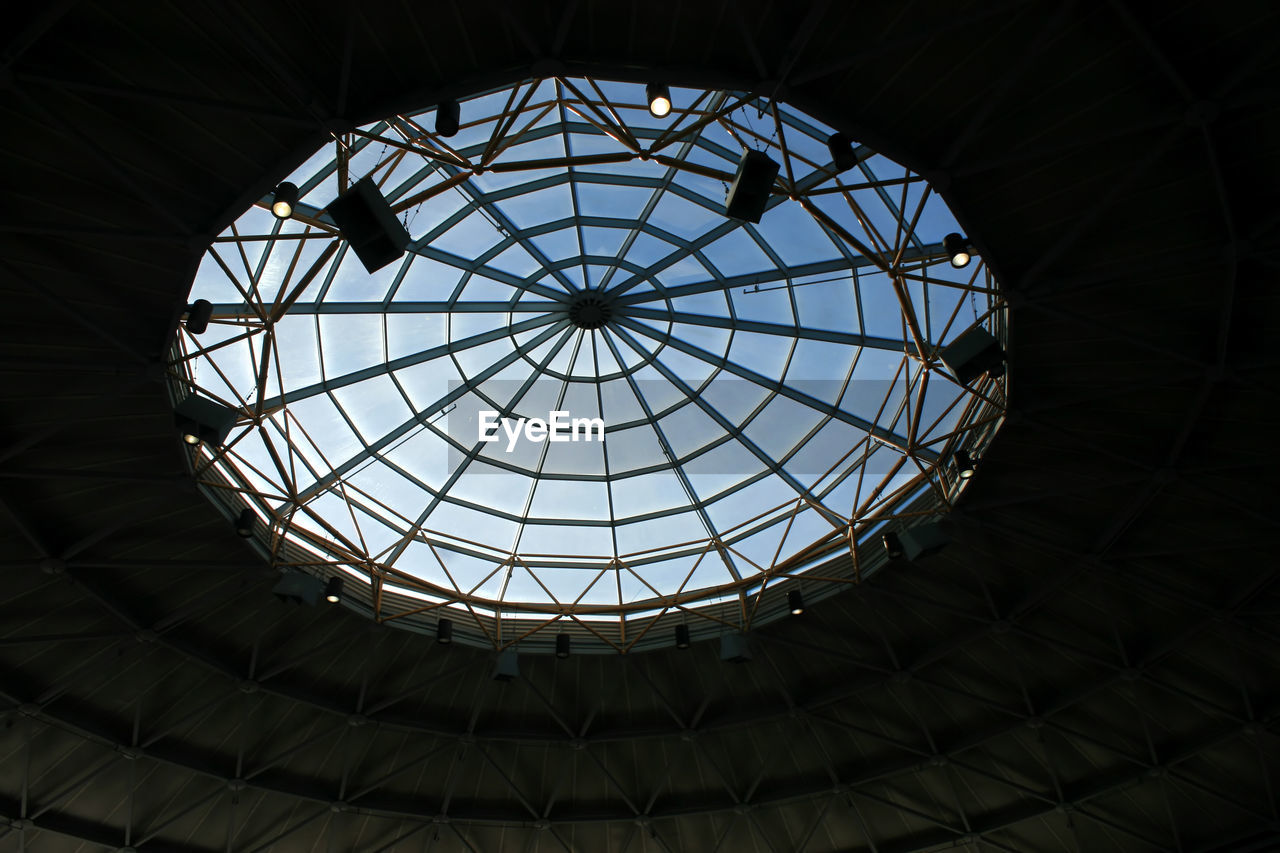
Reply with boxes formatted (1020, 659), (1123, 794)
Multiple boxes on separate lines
(324, 576), (344, 603)
(185, 299), (213, 335)
(826, 132), (858, 172)
(646, 83), (672, 118)
(436, 99), (460, 137)
(272, 182), (298, 219)
(788, 589), (805, 616)
(882, 532), (904, 560)
(675, 624), (691, 649)
(555, 633), (571, 659)
(953, 450), (976, 480)
(234, 508), (255, 538)
(943, 233), (971, 268)
(436, 618), (453, 644)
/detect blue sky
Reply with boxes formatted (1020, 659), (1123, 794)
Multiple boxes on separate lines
(177, 77), (1006, 622)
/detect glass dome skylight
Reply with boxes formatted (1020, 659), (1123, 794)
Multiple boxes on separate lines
(170, 76), (1008, 651)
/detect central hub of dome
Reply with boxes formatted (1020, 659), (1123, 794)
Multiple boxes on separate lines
(567, 292), (614, 330)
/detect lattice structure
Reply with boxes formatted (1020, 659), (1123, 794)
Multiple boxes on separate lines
(3, 2), (1280, 852)
(169, 76), (1007, 649)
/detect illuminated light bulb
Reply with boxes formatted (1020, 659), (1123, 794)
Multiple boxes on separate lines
(647, 83), (672, 118)
(324, 576), (344, 603)
(272, 182), (298, 219)
(944, 233), (971, 268)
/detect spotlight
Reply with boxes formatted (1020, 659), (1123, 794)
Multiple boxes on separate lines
(435, 99), (460, 137)
(788, 589), (805, 616)
(555, 633), (571, 659)
(646, 83), (672, 118)
(234, 508), (255, 538)
(324, 576), (344, 603)
(940, 327), (1006, 386)
(882, 532), (904, 560)
(436, 618), (453, 644)
(943, 233), (971, 268)
(719, 633), (752, 663)
(327, 176), (411, 273)
(492, 648), (519, 682)
(953, 450), (976, 480)
(174, 395), (237, 448)
(675, 624), (691, 649)
(826, 132), (859, 172)
(272, 182), (299, 219)
(900, 522), (952, 562)
(725, 149), (780, 223)
(185, 299), (213, 335)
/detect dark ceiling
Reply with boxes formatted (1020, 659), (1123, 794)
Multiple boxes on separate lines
(2, 2), (1279, 851)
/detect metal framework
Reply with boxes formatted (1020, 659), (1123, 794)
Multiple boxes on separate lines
(168, 76), (1007, 650)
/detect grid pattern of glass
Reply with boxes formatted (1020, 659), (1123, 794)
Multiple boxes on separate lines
(171, 77), (1008, 648)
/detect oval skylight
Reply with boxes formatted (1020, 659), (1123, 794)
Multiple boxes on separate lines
(171, 76), (1008, 651)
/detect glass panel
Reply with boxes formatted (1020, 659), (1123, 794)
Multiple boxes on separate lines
(176, 74), (1008, 629)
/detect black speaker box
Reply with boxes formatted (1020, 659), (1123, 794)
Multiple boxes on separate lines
(940, 327), (1005, 386)
(328, 176), (411, 273)
(900, 522), (952, 562)
(174, 394), (237, 446)
(720, 633), (753, 663)
(725, 149), (779, 223)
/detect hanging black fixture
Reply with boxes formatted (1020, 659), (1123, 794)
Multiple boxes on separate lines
(327, 176), (411, 273)
(324, 576), (344, 603)
(882, 531), (904, 560)
(826, 132), (858, 172)
(940, 327), (1006, 386)
(675, 624), (691, 649)
(953, 449), (976, 480)
(943, 232), (972, 268)
(787, 589), (805, 616)
(492, 648), (519, 682)
(724, 149), (780, 223)
(271, 182), (299, 219)
(185, 299), (213, 335)
(272, 571), (323, 606)
(436, 618), (454, 644)
(435, 99), (461, 137)
(900, 522), (952, 562)
(646, 83), (672, 118)
(555, 633), (571, 659)
(174, 395), (237, 448)
(720, 633), (752, 663)
(234, 508), (255, 538)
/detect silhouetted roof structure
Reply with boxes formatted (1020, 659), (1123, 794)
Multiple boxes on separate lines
(2, 3), (1278, 851)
